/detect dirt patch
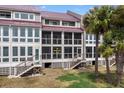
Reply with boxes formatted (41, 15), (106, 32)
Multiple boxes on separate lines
(0, 68), (65, 88)
(0, 66), (116, 88)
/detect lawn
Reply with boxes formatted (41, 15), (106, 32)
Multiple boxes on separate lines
(0, 66), (123, 88)
(57, 72), (115, 88)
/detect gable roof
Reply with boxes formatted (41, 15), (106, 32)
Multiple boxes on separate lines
(0, 5), (41, 13)
(41, 11), (81, 22)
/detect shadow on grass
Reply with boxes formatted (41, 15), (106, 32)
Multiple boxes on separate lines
(57, 72), (117, 88)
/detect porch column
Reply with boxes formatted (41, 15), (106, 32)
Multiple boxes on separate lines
(72, 32), (74, 59)
(81, 32), (84, 60)
(51, 31), (53, 60)
(83, 31), (86, 60)
(62, 31), (64, 68)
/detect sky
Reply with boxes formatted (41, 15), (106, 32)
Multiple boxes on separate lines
(40, 5), (96, 14)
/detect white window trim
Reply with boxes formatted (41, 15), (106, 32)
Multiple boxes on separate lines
(13, 12), (35, 21)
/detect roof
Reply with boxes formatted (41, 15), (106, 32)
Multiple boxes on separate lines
(67, 11), (81, 20)
(0, 5), (41, 13)
(0, 19), (41, 27)
(41, 11), (81, 22)
(42, 25), (83, 32)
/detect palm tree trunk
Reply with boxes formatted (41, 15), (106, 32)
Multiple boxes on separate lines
(105, 57), (111, 82)
(95, 33), (99, 77)
(105, 57), (110, 74)
(115, 52), (122, 87)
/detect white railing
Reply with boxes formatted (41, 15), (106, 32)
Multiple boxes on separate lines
(11, 55), (40, 77)
(109, 57), (116, 67)
(70, 54), (86, 69)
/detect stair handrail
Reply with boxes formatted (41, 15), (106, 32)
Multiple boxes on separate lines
(15, 55), (36, 67)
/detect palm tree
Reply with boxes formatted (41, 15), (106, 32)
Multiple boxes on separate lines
(99, 31), (113, 74)
(83, 6), (113, 77)
(111, 5), (124, 87)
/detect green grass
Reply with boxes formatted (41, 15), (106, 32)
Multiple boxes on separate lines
(57, 72), (115, 88)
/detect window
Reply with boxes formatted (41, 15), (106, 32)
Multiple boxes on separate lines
(53, 47), (61, 59)
(20, 58), (26, 61)
(3, 47), (9, 56)
(29, 14), (34, 19)
(0, 11), (11, 18)
(27, 27), (32, 37)
(86, 34), (88, 40)
(12, 27), (18, 36)
(12, 58), (18, 62)
(35, 49), (39, 60)
(42, 31), (51, 44)
(3, 58), (9, 62)
(45, 19), (49, 24)
(3, 38), (9, 42)
(86, 47), (92, 58)
(35, 28), (39, 37)
(28, 39), (33, 42)
(20, 38), (25, 42)
(3, 26), (9, 36)
(62, 21), (75, 26)
(74, 33), (81, 44)
(94, 35), (96, 40)
(64, 32), (72, 44)
(20, 47), (25, 56)
(21, 13), (28, 19)
(94, 47), (100, 58)
(45, 19), (60, 25)
(28, 47), (32, 56)
(12, 38), (18, 42)
(20, 27), (25, 37)
(89, 34), (92, 40)
(74, 47), (81, 57)
(13, 47), (18, 56)
(15, 13), (19, 18)
(14, 12), (35, 20)
(53, 32), (61, 44)
(34, 39), (39, 42)
(64, 47), (72, 58)
(52, 21), (59, 25)
(42, 47), (51, 59)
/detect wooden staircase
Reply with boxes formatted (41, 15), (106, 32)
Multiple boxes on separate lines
(8, 56), (42, 78)
(70, 55), (86, 69)
(110, 57), (116, 67)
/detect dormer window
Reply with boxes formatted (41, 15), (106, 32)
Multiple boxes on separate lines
(62, 21), (75, 26)
(45, 19), (60, 26)
(0, 11), (11, 18)
(15, 13), (19, 18)
(14, 12), (35, 21)
(29, 14), (34, 20)
(21, 13), (28, 19)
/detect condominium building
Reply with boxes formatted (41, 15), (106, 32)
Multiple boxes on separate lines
(0, 5), (104, 77)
